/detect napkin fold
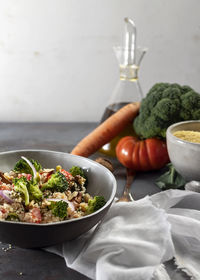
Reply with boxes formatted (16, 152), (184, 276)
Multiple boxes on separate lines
(46, 190), (200, 280)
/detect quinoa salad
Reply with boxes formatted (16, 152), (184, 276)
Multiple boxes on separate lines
(0, 156), (106, 224)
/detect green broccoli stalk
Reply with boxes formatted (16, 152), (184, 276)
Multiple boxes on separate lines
(41, 171), (68, 193)
(13, 177), (30, 206)
(30, 159), (42, 172)
(28, 180), (43, 201)
(86, 196), (106, 214)
(14, 158), (42, 175)
(133, 83), (200, 139)
(49, 201), (68, 220)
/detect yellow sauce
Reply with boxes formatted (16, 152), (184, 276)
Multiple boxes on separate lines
(173, 130), (200, 143)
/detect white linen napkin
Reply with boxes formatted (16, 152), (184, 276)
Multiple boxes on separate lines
(46, 189), (200, 280)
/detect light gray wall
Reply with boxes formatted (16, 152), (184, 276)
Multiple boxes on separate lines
(0, 0), (200, 122)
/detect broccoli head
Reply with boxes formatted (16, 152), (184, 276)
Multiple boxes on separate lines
(133, 83), (200, 139)
(49, 200), (68, 220)
(13, 177), (30, 206)
(14, 158), (42, 175)
(86, 196), (106, 214)
(41, 171), (68, 192)
(180, 90), (200, 120)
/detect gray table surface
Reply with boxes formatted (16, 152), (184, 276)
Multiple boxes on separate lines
(0, 122), (191, 280)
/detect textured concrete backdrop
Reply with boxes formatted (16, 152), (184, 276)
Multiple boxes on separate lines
(0, 0), (200, 122)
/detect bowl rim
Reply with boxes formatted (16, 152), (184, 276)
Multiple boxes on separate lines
(0, 149), (117, 227)
(167, 120), (200, 146)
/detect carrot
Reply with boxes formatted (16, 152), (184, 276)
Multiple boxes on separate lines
(71, 102), (140, 157)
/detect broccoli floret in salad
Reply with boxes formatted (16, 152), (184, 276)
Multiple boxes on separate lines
(86, 196), (106, 214)
(31, 159), (42, 172)
(13, 176), (43, 205)
(14, 158), (42, 175)
(28, 180), (43, 201)
(69, 166), (88, 185)
(49, 200), (68, 220)
(13, 177), (30, 206)
(69, 166), (86, 178)
(6, 213), (20, 221)
(41, 171), (69, 193)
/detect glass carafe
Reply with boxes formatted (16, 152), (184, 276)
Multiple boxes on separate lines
(100, 18), (147, 157)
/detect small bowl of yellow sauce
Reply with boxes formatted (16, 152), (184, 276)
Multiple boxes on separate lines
(166, 120), (200, 181)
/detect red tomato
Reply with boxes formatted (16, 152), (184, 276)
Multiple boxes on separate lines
(0, 208), (6, 214)
(116, 136), (169, 171)
(46, 173), (52, 181)
(18, 173), (32, 181)
(31, 208), (42, 224)
(60, 169), (73, 180)
(0, 185), (12, 191)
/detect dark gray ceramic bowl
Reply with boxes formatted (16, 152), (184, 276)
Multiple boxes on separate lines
(0, 150), (117, 248)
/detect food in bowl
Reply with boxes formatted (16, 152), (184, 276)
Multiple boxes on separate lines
(173, 130), (200, 143)
(0, 156), (106, 224)
(0, 150), (116, 248)
(166, 120), (200, 182)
